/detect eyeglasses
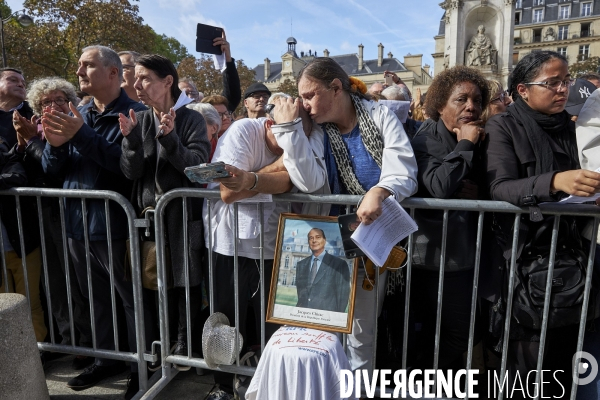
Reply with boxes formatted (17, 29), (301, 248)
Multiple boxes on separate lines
(490, 91), (508, 103)
(524, 78), (574, 91)
(249, 93), (269, 101)
(41, 98), (67, 107)
(218, 110), (232, 119)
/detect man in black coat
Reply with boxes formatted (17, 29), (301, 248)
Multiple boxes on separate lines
(295, 228), (350, 313)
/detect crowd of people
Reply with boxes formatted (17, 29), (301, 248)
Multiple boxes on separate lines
(0, 35), (599, 400)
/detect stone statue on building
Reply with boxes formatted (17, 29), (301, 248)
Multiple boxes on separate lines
(465, 25), (494, 66)
(544, 27), (557, 41)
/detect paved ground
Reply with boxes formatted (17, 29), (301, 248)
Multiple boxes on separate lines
(44, 355), (215, 400)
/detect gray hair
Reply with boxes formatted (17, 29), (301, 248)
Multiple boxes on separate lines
(179, 76), (197, 88)
(266, 92), (291, 119)
(118, 50), (141, 63)
(381, 85), (407, 101)
(27, 77), (80, 115)
(186, 103), (221, 132)
(82, 45), (123, 82)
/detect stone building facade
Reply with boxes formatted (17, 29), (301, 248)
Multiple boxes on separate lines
(252, 37), (433, 93)
(433, 0), (600, 84)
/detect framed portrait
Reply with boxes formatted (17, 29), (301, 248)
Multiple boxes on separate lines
(266, 213), (358, 334)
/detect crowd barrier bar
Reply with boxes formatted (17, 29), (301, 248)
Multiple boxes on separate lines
(0, 188), (154, 398)
(2, 187), (596, 399)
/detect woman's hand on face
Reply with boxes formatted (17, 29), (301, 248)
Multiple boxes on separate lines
(357, 187), (392, 226)
(551, 169), (600, 197)
(118, 109), (138, 137)
(453, 120), (485, 144)
(272, 97), (300, 125)
(158, 108), (176, 136)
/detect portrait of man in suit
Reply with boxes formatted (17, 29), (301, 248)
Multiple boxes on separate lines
(295, 228), (350, 312)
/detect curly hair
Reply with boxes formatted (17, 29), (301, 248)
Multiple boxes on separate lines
(508, 50), (567, 100)
(27, 77), (79, 115)
(424, 65), (490, 122)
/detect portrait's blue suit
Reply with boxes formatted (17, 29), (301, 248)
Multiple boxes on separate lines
(295, 253), (350, 312)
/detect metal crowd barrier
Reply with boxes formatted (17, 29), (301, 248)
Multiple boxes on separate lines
(144, 188), (599, 400)
(1, 187), (598, 400)
(0, 188), (152, 399)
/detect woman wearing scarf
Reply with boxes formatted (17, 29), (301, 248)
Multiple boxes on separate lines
(410, 66), (489, 376)
(484, 51), (600, 398)
(119, 54), (211, 374)
(296, 58), (418, 372)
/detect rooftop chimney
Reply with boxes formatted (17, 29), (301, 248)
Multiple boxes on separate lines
(377, 43), (384, 67)
(358, 44), (364, 71)
(424, 64), (431, 75)
(323, 49), (330, 57)
(264, 58), (270, 81)
(388, 51), (393, 59)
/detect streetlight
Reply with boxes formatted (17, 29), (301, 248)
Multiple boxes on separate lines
(0, 9), (33, 68)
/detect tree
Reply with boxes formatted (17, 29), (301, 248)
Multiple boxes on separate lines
(1, 0), (186, 86)
(570, 56), (600, 78)
(177, 55), (257, 114)
(276, 78), (298, 98)
(151, 31), (191, 66)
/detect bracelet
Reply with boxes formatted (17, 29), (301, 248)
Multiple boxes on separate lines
(249, 172), (258, 191)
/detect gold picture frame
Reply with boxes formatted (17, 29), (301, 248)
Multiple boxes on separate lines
(266, 213), (358, 334)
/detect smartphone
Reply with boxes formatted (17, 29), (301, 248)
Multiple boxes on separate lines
(384, 75), (394, 86)
(185, 162), (231, 184)
(196, 23), (223, 55)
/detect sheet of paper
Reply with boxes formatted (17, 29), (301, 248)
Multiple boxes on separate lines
(350, 197), (418, 267)
(237, 193), (273, 203)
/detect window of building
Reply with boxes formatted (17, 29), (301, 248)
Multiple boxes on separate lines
(515, 11), (521, 25)
(513, 52), (520, 65)
(557, 47), (568, 57)
(558, 25), (569, 40)
(282, 272), (287, 285)
(579, 44), (590, 60)
(559, 5), (570, 19)
(581, 22), (591, 37)
(581, 2), (592, 17)
(533, 8), (544, 23)
(284, 255), (289, 268)
(534, 0), (544, 5)
(533, 28), (543, 42)
(292, 275), (296, 286)
(516, 0), (522, 8)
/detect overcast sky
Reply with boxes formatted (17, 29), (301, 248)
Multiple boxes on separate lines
(6, 0), (444, 72)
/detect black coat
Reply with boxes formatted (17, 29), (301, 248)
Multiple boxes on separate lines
(410, 119), (485, 271)
(481, 111), (580, 302)
(120, 106), (211, 287)
(484, 112), (578, 206)
(295, 253), (350, 313)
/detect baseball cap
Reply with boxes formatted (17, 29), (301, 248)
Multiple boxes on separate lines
(565, 78), (597, 116)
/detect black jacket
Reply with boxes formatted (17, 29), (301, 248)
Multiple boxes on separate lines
(481, 111), (580, 302)
(223, 59), (241, 112)
(0, 102), (33, 148)
(484, 112), (577, 206)
(0, 144), (38, 258)
(410, 119), (485, 271)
